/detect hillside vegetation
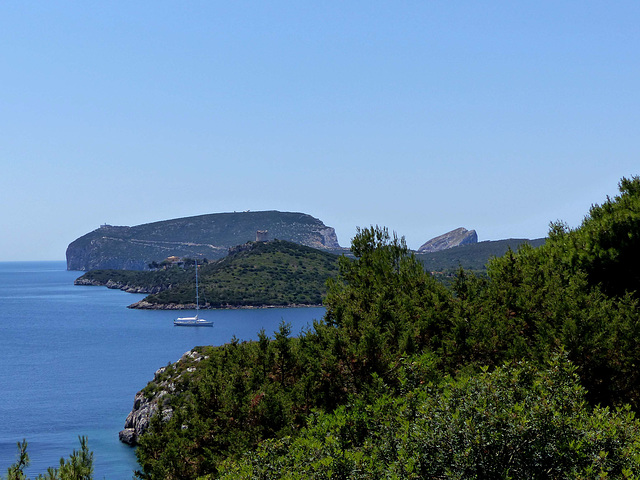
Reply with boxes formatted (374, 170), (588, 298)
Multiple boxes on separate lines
(75, 237), (546, 305)
(75, 265), (194, 293)
(130, 177), (640, 479)
(416, 237), (546, 283)
(417, 237), (545, 271)
(76, 240), (339, 308)
(141, 240), (339, 308)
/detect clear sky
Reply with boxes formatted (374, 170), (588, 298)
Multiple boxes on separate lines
(1, 2), (638, 261)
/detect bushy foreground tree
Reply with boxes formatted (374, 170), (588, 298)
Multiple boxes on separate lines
(135, 227), (453, 479)
(449, 177), (640, 408)
(217, 355), (640, 479)
(134, 177), (640, 478)
(2, 437), (93, 480)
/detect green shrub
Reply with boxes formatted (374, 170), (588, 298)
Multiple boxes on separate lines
(218, 355), (640, 479)
(2, 437), (93, 480)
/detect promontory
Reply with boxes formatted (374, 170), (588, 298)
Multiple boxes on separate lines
(66, 210), (341, 271)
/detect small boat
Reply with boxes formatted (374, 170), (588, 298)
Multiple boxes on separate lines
(174, 314), (212, 327)
(174, 260), (213, 327)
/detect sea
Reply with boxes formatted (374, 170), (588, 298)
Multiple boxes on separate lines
(0, 261), (325, 479)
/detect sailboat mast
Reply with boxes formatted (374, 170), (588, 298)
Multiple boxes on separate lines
(195, 259), (199, 311)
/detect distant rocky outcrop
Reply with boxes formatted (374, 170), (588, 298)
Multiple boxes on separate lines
(418, 227), (478, 253)
(66, 211), (341, 271)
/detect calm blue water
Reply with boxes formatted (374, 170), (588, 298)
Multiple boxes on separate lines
(0, 262), (324, 479)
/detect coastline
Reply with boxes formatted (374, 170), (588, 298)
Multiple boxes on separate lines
(127, 300), (324, 310)
(74, 277), (164, 294)
(76, 273), (326, 311)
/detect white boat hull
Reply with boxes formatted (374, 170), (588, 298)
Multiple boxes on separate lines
(174, 315), (213, 327)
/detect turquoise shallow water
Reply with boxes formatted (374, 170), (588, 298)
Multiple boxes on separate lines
(0, 262), (324, 479)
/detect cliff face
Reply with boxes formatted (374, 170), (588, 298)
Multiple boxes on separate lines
(66, 211), (341, 271)
(119, 349), (206, 446)
(418, 227), (478, 253)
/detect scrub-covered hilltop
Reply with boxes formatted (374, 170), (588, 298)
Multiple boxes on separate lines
(66, 210), (342, 271)
(135, 240), (338, 309)
(128, 177), (640, 479)
(76, 240), (339, 309)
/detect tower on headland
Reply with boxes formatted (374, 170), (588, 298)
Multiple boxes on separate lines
(256, 230), (269, 242)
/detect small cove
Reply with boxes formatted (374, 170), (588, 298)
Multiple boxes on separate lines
(0, 262), (324, 478)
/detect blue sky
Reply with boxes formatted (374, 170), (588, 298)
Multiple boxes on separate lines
(1, 2), (638, 261)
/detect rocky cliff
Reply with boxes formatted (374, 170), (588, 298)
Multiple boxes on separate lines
(119, 349), (207, 446)
(418, 227), (478, 253)
(67, 211), (341, 271)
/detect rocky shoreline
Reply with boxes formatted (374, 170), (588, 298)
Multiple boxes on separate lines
(75, 277), (323, 310)
(127, 299), (323, 310)
(119, 349), (209, 446)
(73, 277), (166, 295)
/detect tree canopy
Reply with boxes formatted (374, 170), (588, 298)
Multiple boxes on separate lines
(133, 178), (640, 478)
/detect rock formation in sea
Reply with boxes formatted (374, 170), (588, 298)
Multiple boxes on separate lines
(418, 227), (478, 253)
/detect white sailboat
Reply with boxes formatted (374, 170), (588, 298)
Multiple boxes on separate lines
(174, 260), (213, 327)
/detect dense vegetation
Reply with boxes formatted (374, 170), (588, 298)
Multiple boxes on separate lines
(416, 237), (546, 281)
(217, 357), (640, 479)
(76, 240), (339, 308)
(76, 265), (195, 292)
(130, 177), (640, 479)
(143, 240), (339, 307)
(76, 237), (547, 306)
